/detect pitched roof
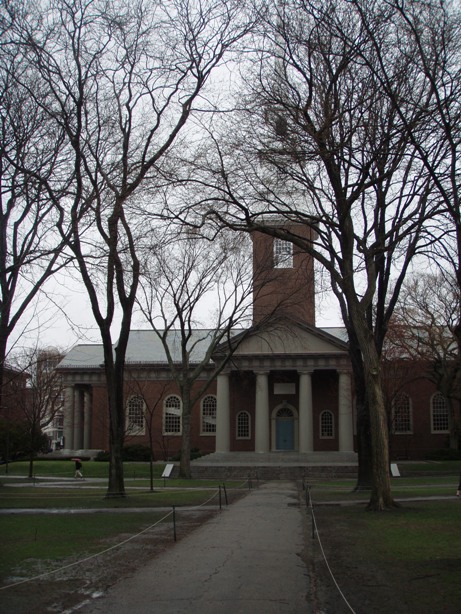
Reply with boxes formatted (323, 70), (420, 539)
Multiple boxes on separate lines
(57, 326), (349, 370)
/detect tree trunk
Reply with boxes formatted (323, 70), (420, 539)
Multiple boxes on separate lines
(179, 392), (192, 479)
(354, 396), (373, 491)
(448, 399), (459, 450)
(349, 308), (396, 510)
(105, 365), (126, 498)
(28, 454), (34, 480)
(365, 366), (396, 510)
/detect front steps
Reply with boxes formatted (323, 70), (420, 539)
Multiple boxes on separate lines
(190, 451), (358, 480)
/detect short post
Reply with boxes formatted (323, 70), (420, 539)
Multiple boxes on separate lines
(173, 505), (177, 542)
(219, 485), (222, 510)
(305, 484), (311, 508)
(223, 483), (228, 506)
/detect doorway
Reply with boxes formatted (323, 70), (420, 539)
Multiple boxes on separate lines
(275, 406), (295, 451)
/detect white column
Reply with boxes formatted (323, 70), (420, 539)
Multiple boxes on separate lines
(83, 388), (92, 450)
(73, 388), (84, 450)
(338, 371), (354, 451)
(215, 373), (230, 452)
(299, 371), (314, 452)
(63, 386), (74, 452)
(255, 371), (270, 453)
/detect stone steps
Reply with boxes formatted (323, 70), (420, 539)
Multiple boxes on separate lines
(190, 451), (358, 481)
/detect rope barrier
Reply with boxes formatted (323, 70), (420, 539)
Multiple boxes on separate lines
(0, 480), (236, 591)
(307, 485), (357, 614)
(0, 509), (173, 591)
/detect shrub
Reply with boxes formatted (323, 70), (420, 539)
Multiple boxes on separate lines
(122, 444), (152, 462)
(94, 450), (109, 462)
(170, 448), (202, 461)
(425, 448), (461, 461)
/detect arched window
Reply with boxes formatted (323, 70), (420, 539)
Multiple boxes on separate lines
(431, 392), (449, 433)
(320, 410), (334, 439)
(126, 395), (145, 434)
(392, 393), (413, 434)
(274, 238), (293, 268)
(201, 395), (217, 434)
(236, 411), (251, 439)
(163, 395), (182, 435)
(277, 406), (294, 418)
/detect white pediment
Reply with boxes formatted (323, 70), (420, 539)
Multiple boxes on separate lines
(233, 323), (347, 356)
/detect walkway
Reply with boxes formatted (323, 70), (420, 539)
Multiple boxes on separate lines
(78, 481), (310, 614)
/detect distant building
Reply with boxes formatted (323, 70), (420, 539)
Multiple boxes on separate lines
(0, 365), (29, 423)
(37, 350), (65, 451)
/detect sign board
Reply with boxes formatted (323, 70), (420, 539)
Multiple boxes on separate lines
(390, 463), (400, 477)
(162, 463), (174, 479)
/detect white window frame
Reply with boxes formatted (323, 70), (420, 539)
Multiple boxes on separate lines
(126, 395), (145, 435)
(320, 410), (335, 439)
(392, 393), (413, 434)
(236, 411), (251, 440)
(163, 395), (182, 435)
(274, 238), (293, 268)
(201, 395), (217, 435)
(431, 392), (449, 433)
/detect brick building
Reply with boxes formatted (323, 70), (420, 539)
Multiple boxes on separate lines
(57, 224), (459, 461)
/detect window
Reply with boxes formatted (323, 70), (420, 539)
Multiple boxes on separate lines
(236, 411), (251, 439)
(53, 412), (64, 429)
(274, 238), (293, 268)
(320, 410), (334, 439)
(126, 395), (145, 434)
(392, 393), (412, 434)
(201, 395), (217, 434)
(431, 392), (449, 433)
(164, 395), (182, 435)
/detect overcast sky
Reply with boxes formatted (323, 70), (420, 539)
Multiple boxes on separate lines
(7, 272), (344, 356)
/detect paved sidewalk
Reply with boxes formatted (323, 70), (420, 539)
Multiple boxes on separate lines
(78, 481), (310, 614)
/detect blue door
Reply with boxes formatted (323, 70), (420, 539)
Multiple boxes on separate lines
(276, 417), (295, 450)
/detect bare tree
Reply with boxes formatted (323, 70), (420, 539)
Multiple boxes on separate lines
(124, 376), (169, 491)
(0, 12), (68, 433)
(390, 271), (461, 448)
(174, 0), (440, 508)
(138, 224), (254, 478)
(351, 0), (461, 343)
(9, 347), (64, 478)
(8, 0), (254, 496)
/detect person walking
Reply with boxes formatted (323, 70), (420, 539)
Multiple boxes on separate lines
(74, 458), (83, 479)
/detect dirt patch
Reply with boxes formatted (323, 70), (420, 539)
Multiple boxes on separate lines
(0, 508), (216, 614)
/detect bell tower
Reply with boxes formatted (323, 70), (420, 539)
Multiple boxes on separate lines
(252, 220), (316, 326)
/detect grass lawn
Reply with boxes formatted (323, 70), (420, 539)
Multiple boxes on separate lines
(0, 486), (221, 509)
(0, 460), (167, 480)
(312, 500), (461, 612)
(0, 511), (167, 583)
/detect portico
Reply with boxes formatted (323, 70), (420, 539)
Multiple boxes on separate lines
(214, 321), (354, 455)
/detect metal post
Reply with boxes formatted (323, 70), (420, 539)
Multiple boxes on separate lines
(223, 483), (228, 506)
(219, 485), (222, 510)
(173, 505), (177, 542)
